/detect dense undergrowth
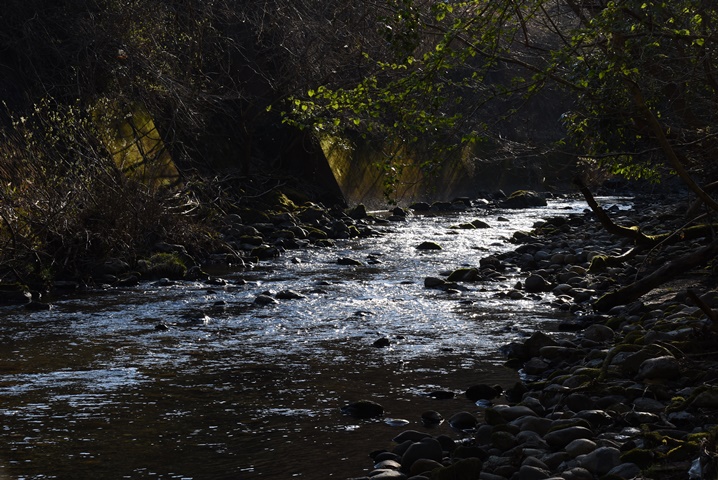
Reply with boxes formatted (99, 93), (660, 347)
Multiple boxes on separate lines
(0, 99), (298, 287)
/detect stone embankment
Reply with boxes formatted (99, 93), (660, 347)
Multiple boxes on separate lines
(347, 193), (718, 480)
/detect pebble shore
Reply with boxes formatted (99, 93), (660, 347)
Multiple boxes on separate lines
(347, 192), (718, 480)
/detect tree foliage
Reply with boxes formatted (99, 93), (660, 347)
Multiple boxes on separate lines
(285, 0), (718, 200)
(2, 0), (718, 282)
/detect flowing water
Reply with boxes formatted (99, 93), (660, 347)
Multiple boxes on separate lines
(0, 198), (620, 479)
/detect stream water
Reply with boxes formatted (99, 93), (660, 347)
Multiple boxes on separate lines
(0, 197), (619, 480)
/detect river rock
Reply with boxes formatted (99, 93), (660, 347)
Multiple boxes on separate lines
(276, 289), (306, 300)
(491, 430), (517, 450)
(516, 464), (551, 480)
(500, 190), (547, 208)
(524, 274), (551, 293)
(480, 255), (505, 271)
(347, 204), (368, 219)
(447, 268), (480, 282)
(341, 400), (384, 419)
(420, 411), (443, 426)
(607, 462), (642, 479)
(565, 438), (597, 457)
(338, 257), (363, 266)
(416, 241), (442, 250)
(424, 277), (446, 289)
(429, 458), (483, 480)
(512, 416), (553, 435)
(465, 384), (503, 402)
(400, 437), (443, 472)
(409, 458), (443, 476)
(375, 459), (402, 470)
(367, 469), (406, 479)
(471, 219), (491, 228)
(493, 404), (538, 421)
(516, 430), (548, 449)
(523, 357), (550, 375)
(448, 411), (479, 430)
(543, 426), (594, 448)
(636, 355), (681, 381)
(254, 294), (278, 305)
(690, 386), (718, 408)
(409, 202), (431, 211)
(576, 446), (621, 476)
(560, 467), (594, 480)
(524, 331), (558, 357)
(393, 430), (431, 443)
(581, 323), (615, 343)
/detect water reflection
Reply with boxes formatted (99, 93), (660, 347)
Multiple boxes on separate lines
(0, 198), (614, 479)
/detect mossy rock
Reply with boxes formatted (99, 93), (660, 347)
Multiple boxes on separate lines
(620, 448), (655, 468)
(664, 441), (699, 462)
(305, 227), (328, 240)
(588, 255), (608, 273)
(500, 190), (547, 208)
(144, 253), (187, 280)
(274, 192), (299, 211)
(416, 241), (442, 250)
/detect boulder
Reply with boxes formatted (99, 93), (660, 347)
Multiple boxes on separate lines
(338, 257), (364, 266)
(524, 274), (551, 293)
(347, 204), (368, 219)
(543, 426), (594, 448)
(576, 446), (621, 476)
(400, 437), (443, 472)
(254, 294), (278, 306)
(447, 268), (480, 282)
(465, 384), (503, 402)
(276, 290), (306, 300)
(393, 430), (432, 443)
(448, 411), (479, 430)
(636, 355), (681, 381)
(500, 190), (547, 208)
(416, 241), (442, 250)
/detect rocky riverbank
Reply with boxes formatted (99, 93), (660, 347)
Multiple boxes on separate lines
(346, 192), (718, 480)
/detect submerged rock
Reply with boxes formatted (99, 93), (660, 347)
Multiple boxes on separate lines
(341, 400), (384, 419)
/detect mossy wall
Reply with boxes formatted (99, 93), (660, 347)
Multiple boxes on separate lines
(97, 102), (179, 187)
(320, 134), (572, 207)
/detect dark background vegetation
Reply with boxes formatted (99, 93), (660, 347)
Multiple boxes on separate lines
(1, 0), (717, 284)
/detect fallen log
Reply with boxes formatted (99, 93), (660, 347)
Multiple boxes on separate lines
(593, 239), (718, 312)
(574, 177), (659, 247)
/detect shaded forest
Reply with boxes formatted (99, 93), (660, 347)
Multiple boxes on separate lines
(1, 0), (718, 284)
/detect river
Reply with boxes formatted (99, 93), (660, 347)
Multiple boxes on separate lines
(0, 197), (614, 479)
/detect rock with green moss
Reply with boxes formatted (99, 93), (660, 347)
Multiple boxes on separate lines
(500, 190), (547, 208)
(141, 253), (188, 280)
